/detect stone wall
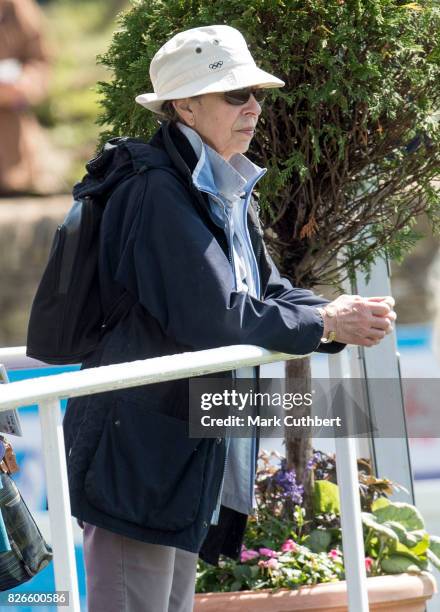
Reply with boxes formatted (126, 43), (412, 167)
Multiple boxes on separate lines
(0, 196), (71, 346)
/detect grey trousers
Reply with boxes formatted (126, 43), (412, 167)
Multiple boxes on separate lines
(83, 522), (199, 612)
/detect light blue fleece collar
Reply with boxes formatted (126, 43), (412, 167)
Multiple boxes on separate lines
(177, 122), (266, 201)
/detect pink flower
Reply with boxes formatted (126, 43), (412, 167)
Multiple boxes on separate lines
(240, 549), (259, 563)
(267, 558), (279, 569)
(258, 558), (279, 570)
(328, 549), (341, 560)
(365, 557), (374, 573)
(281, 539), (297, 553)
(258, 547), (279, 558)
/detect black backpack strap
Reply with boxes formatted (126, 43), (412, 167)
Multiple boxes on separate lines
(99, 162), (150, 338)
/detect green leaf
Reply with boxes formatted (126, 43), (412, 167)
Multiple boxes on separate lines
(373, 502), (425, 531)
(313, 481), (340, 515)
(233, 565), (251, 580)
(430, 535), (440, 557)
(394, 543), (429, 569)
(361, 513), (399, 542)
(307, 529), (332, 553)
(382, 521), (417, 547)
(380, 555), (422, 574)
(381, 522), (429, 554)
(428, 536), (440, 570)
(427, 548), (440, 571)
(250, 565), (259, 578)
(409, 532), (430, 556)
(371, 497), (390, 512)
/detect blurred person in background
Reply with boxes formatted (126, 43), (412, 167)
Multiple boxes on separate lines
(0, 0), (54, 196)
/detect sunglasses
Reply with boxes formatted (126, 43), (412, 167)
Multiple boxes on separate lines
(222, 87), (267, 106)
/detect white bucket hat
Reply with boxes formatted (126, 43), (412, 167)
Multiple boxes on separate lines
(135, 24), (285, 115)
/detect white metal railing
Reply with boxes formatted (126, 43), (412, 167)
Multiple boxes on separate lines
(0, 345), (368, 612)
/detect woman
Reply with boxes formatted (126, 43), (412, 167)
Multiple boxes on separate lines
(63, 24), (396, 612)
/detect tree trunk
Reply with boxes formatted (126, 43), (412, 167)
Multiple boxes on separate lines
(285, 356), (314, 519)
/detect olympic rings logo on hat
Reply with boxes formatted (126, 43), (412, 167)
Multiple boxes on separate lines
(209, 61), (224, 70)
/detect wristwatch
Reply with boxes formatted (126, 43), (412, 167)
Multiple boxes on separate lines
(318, 305), (337, 344)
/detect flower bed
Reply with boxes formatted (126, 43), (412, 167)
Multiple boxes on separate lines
(195, 450), (439, 606)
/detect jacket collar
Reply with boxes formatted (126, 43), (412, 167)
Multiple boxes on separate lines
(149, 120), (273, 292)
(152, 121), (222, 234)
(149, 121), (199, 185)
(176, 122), (266, 202)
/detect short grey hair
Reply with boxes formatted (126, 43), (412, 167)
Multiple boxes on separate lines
(160, 100), (180, 122)
(159, 96), (203, 124)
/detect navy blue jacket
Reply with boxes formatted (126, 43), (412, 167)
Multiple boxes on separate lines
(63, 121), (345, 565)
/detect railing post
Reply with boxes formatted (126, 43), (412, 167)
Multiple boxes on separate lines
(39, 399), (80, 612)
(329, 352), (370, 612)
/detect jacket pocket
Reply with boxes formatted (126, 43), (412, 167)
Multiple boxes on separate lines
(84, 398), (211, 531)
